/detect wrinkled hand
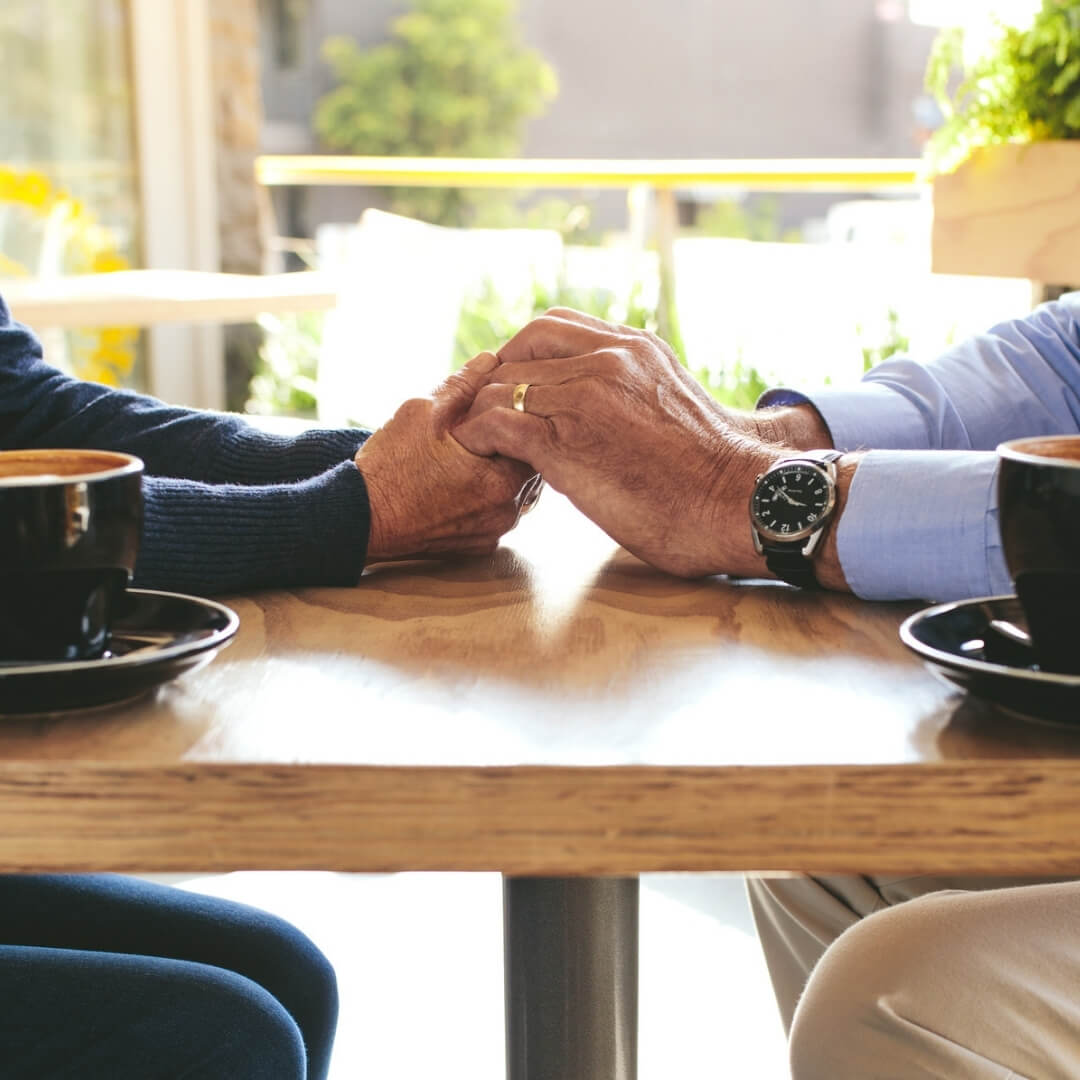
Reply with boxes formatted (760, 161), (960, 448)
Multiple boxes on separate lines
(355, 352), (540, 562)
(452, 309), (779, 578)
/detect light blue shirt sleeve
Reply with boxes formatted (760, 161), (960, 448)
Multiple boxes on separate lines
(757, 294), (1080, 602)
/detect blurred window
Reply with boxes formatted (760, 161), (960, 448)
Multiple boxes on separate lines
(269, 0), (307, 71)
(0, 1), (144, 389)
(0, 1), (139, 269)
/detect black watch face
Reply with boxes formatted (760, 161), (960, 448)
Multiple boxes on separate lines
(752, 463), (833, 541)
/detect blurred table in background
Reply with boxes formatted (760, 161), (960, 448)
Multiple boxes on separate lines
(0, 269), (338, 329)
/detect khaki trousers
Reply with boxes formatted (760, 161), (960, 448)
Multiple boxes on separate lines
(747, 874), (1080, 1079)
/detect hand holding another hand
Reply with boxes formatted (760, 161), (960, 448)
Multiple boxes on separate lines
(452, 309), (779, 578)
(355, 352), (540, 562)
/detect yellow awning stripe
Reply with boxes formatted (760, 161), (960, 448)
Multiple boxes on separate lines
(256, 155), (924, 192)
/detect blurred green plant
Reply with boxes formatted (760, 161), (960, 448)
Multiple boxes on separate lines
(452, 275), (657, 370)
(314, 0), (557, 227)
(695, 196), (802, 243)
(245, 312), (322, 418)
(924, 0), (1080, 174)
(470, 196), (596, 243)
(694, 355), (771, 410)
(452, 271), (779, 409)
(245, 289), (919, 420)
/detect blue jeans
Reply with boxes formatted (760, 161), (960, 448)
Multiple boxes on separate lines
(0, 874), (338, 1078)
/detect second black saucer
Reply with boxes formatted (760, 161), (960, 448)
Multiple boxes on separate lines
(900, 594), (1080, 725)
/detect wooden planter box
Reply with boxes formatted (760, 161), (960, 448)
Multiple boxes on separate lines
(931, 141), (1080, 283)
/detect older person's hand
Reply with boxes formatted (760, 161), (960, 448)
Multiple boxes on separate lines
(355, 351), (541, 561)
(452, 310), (850, 585)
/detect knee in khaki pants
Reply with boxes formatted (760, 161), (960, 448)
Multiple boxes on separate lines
(788, 894), (947, 1078)
(789, 883), (1080, 1080)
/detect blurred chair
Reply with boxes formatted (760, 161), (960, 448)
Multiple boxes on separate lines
(315, 208), (562, 429)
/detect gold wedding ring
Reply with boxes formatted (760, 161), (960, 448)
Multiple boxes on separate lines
(512, 383), (531, 413)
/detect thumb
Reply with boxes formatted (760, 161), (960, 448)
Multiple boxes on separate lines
(431, 351), (501, 433)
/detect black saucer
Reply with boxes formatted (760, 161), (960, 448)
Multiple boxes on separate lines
(900, 595), (1080, 725)
(0, 588), (239, 716)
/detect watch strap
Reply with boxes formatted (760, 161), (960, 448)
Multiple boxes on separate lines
(763, 544), (824, 589)
(788, 449), (843, 469)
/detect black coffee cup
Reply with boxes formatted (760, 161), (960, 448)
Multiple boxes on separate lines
(0, 449), (143, 662)
(997, 436), (1080, 675)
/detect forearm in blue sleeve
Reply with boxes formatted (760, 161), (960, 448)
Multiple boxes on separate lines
(753, 299), (1080, 601)
(762, 294), (1080, 452)
(135, 462), (371, 594)
(2, 295), (375, 593)
(0, 298), (370, 483)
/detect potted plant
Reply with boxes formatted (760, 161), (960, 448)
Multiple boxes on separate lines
(927, 1), (1080, 283)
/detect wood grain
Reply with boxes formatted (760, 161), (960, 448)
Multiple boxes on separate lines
(1, 494), (1078, 874)
(932, 142), (1080, 282)
(0, 762), (1079, 875)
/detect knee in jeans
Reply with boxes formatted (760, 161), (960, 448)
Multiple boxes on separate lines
(788, 893), (960, 1077)
(247, 912), (339, 1046)
(192, 969), (308, 1078)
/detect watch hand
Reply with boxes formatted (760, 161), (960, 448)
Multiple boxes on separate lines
(774, 488), (807, 508)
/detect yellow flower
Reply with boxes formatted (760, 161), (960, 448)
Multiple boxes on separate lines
(15, 172), (53, 210)
(91, 252), (129, 274)
(0, 166), (136, 385)
(99, 326), (137, 348)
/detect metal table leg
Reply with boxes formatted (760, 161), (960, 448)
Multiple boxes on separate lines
(503, 875), (639, 1080)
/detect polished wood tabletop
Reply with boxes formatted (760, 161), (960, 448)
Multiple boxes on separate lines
(2, 493), (1079, 876)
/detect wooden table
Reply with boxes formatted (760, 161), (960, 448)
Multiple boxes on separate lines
(0, 269), (338, 329)
(3, 493), (1079, 1078)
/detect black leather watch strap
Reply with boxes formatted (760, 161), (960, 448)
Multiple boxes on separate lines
(763, 544), (823, 590)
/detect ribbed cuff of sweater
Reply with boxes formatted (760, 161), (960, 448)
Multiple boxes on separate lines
(203, 426), (371, 485)
(133, 460), (371, 595)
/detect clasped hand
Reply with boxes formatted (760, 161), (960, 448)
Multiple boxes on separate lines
(356, 309), (781, 574)
(353, 351), (540, 562)
(450, 308), (779, 578)
(355, 307), (847, 586)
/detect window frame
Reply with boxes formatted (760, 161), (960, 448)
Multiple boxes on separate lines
(129, 0), (224, 408)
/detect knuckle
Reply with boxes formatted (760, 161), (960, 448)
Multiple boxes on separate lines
(640, 327), (662, 347)
(393, 397), (430, 425)
(592, 348), (627, 379)
(536, 313), (565, 334)
(644, 329), (678, 365)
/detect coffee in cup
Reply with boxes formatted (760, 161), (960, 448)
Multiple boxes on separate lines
(0, 449), (143, 662)
(997, 435), (1080, 675)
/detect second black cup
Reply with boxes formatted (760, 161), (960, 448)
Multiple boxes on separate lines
(997, 435), (1080, 675)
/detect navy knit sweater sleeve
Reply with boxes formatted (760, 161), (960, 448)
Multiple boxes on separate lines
(0, 296), (372, 594)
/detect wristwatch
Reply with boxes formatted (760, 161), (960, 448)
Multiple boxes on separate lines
(749, 450), (844, 588)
